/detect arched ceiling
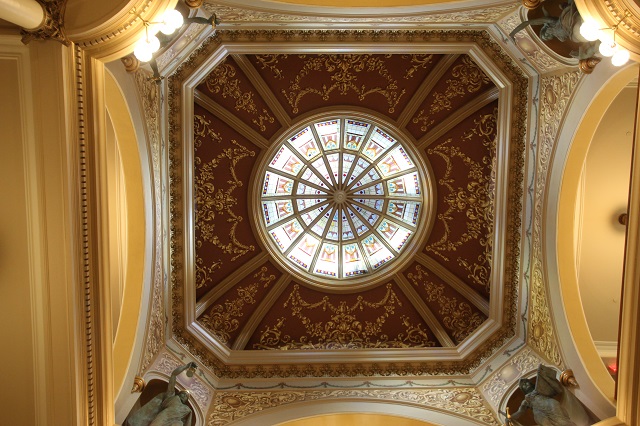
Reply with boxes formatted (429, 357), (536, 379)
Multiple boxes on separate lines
(167, 23), (527, 378)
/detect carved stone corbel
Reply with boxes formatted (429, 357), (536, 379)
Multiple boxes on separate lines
(559, 369), (578, 386)
(522, 0), (542, 9)
(579, 56), (601, 74)
(131, 376), (146, 393)
(21, 0), (70, 46)
(121, 54), (141, 73)
(185, 0), (204, 9)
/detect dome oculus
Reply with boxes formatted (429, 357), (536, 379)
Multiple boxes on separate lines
(259, 117), (425, 281)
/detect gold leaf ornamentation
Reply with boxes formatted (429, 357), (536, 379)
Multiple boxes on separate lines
(413, 56), (490, 131)
(253, 54), (288, 79)
(207, 388), (499, 426)
(199, 267), (276, 343)
(205, 61), (275, 132)
(425, 109), (497, 292)
(402, 54), (435, 79)
(528, 72), (580, 366)
(194, 115), (256, 288)
(256, 54), (406, 114)
(407, 265), (484, 342)
(253, 283), (435, 349)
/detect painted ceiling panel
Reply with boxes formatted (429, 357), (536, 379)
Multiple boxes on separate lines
(197, 261), (283, 347)
(245, 53), (443, 119)
(245, 280), (440, 350)
(403, 261), (488, 344)
(423, 101), (498, 297)
(406, 55), (494, 139)
(193, 104), (263, 299)
(196, 56), (282, 139)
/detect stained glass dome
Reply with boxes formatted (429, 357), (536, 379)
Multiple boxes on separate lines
(258, 116), (426, 282)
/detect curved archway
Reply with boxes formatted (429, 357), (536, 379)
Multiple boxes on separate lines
(278, 413), (440, 426)
(226, 399), (492, 426)
(545, 61), (638, 419)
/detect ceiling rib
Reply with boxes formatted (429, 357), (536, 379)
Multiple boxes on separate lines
(233, 54), (293, 131)
(417, 86), (499, 150)
(416, 252), (490, 316)
(195, 252), (270, 317)
(395, 272), (455, 347)
(397, 54), (460, 129)
(194, 89), (271, 149)
(232, 273), (292, 350)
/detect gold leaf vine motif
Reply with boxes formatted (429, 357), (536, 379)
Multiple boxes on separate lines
(255, 54), (408, 114)
(407, 265), (485, 342)
(413, 56), (490, 131)
(199, 267), (276, 343)
(254, 283), (436, 349)
(205, 61), (275, 132)
(194, 115), (256, 289)
(425, 109), (497, 292)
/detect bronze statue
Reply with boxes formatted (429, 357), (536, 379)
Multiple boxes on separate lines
(509, 0), (599, 59)
(125, 362), (197, 426)
(505, 364), (590, 426)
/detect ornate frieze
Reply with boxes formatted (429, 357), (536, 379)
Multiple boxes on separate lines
(528, 71), (581, 366)
(207, 388), (500, 425)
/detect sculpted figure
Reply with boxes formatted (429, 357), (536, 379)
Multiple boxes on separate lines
(509, 0), (598, 59)
(506, 365), (590, 426)
(125, 362), (197, 426)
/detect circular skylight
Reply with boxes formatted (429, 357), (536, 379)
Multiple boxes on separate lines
(258, 116), (426, 282)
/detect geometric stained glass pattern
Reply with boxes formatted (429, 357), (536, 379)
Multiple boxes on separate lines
(260, 117), (424, 280)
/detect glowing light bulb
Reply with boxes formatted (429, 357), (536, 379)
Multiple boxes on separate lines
(133, 38), (153, 62)
(612, 48), (630, 66)
(147, 34), (160, 53)
(599, 41), (616, 57)
(579, 20), (600, 41)
(162, 9), (184, 31)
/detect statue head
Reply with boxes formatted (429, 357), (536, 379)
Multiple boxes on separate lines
(519, 378), (535, 394)
(178, 390), (190, 404)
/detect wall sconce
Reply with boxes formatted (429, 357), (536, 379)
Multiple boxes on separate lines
(579, 12), (631, 67)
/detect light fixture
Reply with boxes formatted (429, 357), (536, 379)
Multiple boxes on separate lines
(579, 12), (632, 67)
(131, 8), (187, 62)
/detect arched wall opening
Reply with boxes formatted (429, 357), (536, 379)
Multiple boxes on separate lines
(545, 62), (639, 419)
(225, 400), (493, 426)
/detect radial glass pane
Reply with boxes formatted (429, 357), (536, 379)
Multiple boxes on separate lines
(260, 116), (425, 282)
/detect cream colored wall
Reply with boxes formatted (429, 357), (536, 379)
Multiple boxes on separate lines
(0, 37), (83, 425)
(577, 86), (636, 345)
(0, 39), (37, 426)
(278, 413), (439, 426)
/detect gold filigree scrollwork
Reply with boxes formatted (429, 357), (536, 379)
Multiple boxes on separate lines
(194, 115), (256, 287)
(528, 72), (580, 366)
(413, 56), (490, 131)
(199, 267), (276, 343)
(253, 54), (288, 80)
(425, 109), (497, 292)
(254, 283), (435, 349)
(204, 62), (275, 132)
(407, 265), (484, 342)
(402, 54), (435, 79)
(256, 54), (406, 114)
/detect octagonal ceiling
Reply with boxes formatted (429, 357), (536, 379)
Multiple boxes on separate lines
(168, 28), (526, 378)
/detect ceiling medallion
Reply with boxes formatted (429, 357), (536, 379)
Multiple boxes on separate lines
(255, 114), (431, 289)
